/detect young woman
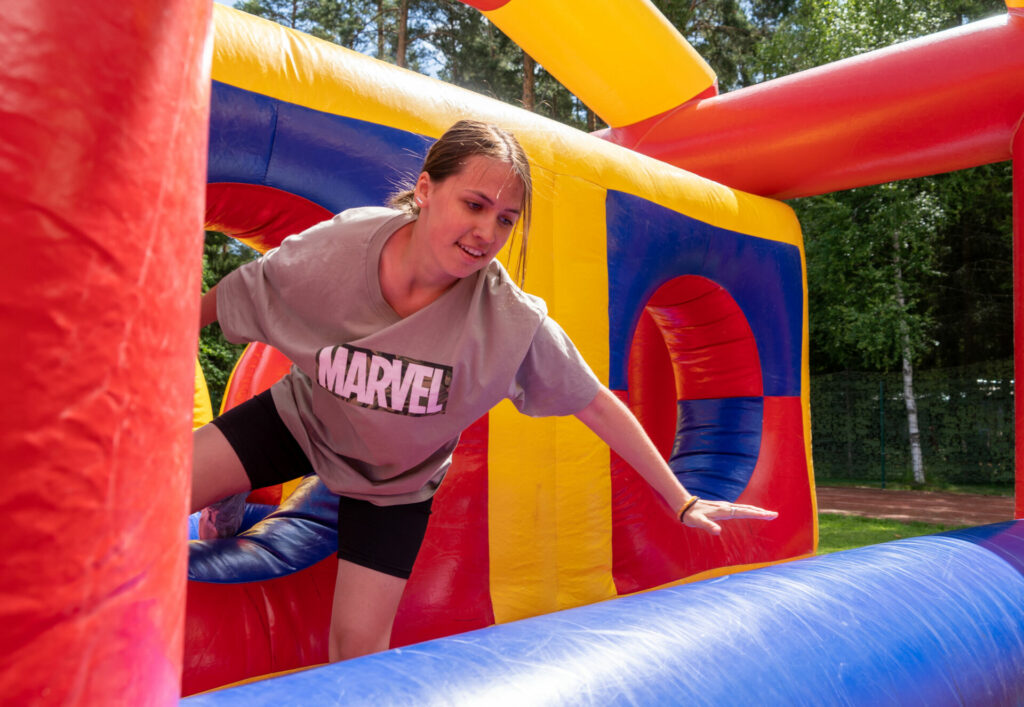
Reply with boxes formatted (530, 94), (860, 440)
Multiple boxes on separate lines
(192, 119), (777, 663)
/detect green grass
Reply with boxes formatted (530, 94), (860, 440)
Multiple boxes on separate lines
(817, 513), (968, 555)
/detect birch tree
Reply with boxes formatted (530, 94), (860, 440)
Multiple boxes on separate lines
(800, 183), (944, 485)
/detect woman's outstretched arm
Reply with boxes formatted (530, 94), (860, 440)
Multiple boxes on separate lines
(574, 386), (777, 535)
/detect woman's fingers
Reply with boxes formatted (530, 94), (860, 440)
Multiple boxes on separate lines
(683, 500), (778, 534)
(727, 504), (778, 520)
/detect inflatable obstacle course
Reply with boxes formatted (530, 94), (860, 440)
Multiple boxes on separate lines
(2, 1), (1023, 704)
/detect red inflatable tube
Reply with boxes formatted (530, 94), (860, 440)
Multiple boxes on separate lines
(206, 183), (333, 254)
(604, 14), (1024, 199)
(0, 1), (210, 704)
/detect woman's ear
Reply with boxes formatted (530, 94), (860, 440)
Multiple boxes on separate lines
(413, 172), (431, 209)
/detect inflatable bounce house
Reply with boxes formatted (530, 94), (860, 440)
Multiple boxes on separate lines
(2, 0), (1023, 703)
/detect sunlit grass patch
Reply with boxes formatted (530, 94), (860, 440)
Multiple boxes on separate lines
(817, 513), (967, 555)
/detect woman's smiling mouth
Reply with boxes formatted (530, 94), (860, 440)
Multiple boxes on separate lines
(458, 243), (485, 258)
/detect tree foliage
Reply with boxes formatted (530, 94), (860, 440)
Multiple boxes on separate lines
(927, 163), (1014, 367)
(753, 0), (1005, 78)
(654, 0), (788, 90)
(234, 0), (438, 71)
(800, 182), (945, 373)
(234, 0), (366, 47)
(420, 2), (520, 101)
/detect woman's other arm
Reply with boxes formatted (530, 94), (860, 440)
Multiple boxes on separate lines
(574, 386), (777, 535)
(200, 284), (218, 329)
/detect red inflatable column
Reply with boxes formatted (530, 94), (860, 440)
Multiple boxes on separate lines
(0, 1), (210, 703)
(1015, 121), (1024, 519)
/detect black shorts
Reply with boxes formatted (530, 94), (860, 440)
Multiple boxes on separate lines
(211, 390), (432, 579)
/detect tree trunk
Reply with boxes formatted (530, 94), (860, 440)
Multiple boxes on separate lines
(377, 0), (386, 60)
(522, 51), (535, 111)
(900, 343), (925, 485)
(396, 0), (409, 67)
(587, 108), (598, 132)
(893, 230), (926, 485)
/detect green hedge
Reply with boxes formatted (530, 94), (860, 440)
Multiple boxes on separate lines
(811, 360), (1014, 486)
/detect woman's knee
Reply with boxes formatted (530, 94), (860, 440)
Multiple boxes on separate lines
(191, 423), (250, 512)
(328, 620), (390, 662)
(328, 560), (407, 662)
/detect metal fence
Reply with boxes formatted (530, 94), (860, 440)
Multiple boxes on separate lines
(810, 360), (1014, 487)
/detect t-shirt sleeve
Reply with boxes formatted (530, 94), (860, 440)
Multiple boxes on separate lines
(215, 217), (339, 346)
(506, 316), (602, 417)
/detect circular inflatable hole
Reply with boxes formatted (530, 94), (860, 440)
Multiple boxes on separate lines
(627, 275), (763, 501)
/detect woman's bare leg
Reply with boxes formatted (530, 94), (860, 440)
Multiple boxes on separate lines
(192, 423), (252, 537)
(328, 559), (407, 662)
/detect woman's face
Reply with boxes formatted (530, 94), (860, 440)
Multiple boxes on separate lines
(414, 155), (525, 283)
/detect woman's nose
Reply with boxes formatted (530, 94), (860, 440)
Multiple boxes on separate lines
(474, 219), (496, 245)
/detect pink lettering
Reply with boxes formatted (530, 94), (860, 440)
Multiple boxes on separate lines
(366, 355), (391, 408)
(425, 367), (445, 414)
(317, 347), (346, 393)
(389, 359), (417, 412)
(340, 350), (369, 403)
(406, 363), (431, 415)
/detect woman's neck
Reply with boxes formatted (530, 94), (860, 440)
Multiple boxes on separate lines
(378, 221), (457, 318)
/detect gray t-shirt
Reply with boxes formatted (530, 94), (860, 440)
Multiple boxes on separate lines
(217, 207), (601, 505)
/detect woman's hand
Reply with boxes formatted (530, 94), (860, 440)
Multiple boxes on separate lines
(680, 499), (778, 536)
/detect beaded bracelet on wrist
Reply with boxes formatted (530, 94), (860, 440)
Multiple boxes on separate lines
(677, 496), (699, 522)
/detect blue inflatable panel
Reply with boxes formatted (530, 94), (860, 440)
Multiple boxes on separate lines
(208, 81), (429, 211)
(606, 190), (803, 396)
(182, 521), (1024, 705)
(188, 476), (339, 583)
(207, 82), (278, 186)
(670, 397), (763, 502)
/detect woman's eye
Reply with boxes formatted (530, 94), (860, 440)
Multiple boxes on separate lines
(466, 201), (481, 211)
(499, 216), (515, 227)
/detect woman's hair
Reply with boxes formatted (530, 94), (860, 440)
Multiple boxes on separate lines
(389, 119), (533, 288)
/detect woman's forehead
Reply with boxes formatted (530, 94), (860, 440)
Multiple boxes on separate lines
(452, 156), (525, 204)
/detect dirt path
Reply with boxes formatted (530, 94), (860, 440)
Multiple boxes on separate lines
(816, 485), (1015, 527)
